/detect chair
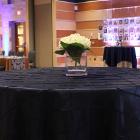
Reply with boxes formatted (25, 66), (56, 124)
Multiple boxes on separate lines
(0, 58), (5, 71)
(11, 58), (25, 70)
(0, 50), (5, 56)
(0, 65), (5, 71)
(28, 51), (35, 68)
(2, 50), (5, 56)
(17, 51), (24, 56)
(8, 51), (15, 56)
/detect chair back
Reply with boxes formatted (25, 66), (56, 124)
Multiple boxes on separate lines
(28, 51), (35, 68)
(9, 51), (15, 56)
(29, 51), (35, 63)
(2, 51), (5, 56)
(17, 52), (24, 56)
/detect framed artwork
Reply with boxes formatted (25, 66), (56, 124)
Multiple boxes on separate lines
(114, 28), (118, 33)
(123, 34), (129, 41)
(103, 20), (108, 26)
(136, 27), (140, 32)
(129, 27), (135, 33)
(130, 19), (135, 24)
(103, 27), (107, 33)
(103, 17), (140, 44)
(109, 20), (112, 25)
(137, 35), (140, 40)
(108, 28), (112, 33)
(113, 20), (118, 25)
(119, 28), (124, 34)
(119, 19), (123, 25)
(136, 18), (140, 24)
(124, 19), (129, 24)
(124, 28), (129, 34)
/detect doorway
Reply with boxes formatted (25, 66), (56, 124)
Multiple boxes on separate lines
(9, 21), (26, 56)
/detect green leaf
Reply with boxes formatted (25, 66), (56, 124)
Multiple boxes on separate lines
(66, 44), (84, 57)
(56, 41), (89, 64)
(66, 44), (84, 64)
(60, 41), (69, 49)
(55, 49), (65, 55)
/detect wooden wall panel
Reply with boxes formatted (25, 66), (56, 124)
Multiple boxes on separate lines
(56, 11), (75, 20)
(77, 0), (140, 11)
(56, 30), (76, 39)
(76, 21), (103, 30)
(129, 7), (137, 17)
(112, 0), (140, 9)
(75, 2), (107, 66)
(90, 39), (105, 48)
(135, 7), (140, 17)
(77, 1), (112, 11)
(112, 7), (140, 18)
(56, 1), (75, 11)
(76, 9), (112, 21)
(88, 47), (104, 56)
(112, 8), (130, 18)
(76, 29), (99, 39)
(57, 56), (65, 63)
(55, 1), (76, 66)
(56, 20), (76, 30)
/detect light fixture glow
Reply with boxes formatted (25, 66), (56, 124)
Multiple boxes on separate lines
(16, 10), (21, 16)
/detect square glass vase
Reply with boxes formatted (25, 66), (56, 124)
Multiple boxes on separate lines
(65, 52), (87, 77)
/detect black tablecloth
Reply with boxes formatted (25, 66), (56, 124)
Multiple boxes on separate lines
(0, 67), (140, 140)
(103, 47), (137, 68)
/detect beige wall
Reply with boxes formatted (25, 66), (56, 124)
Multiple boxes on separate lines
(34, 0), (53, 67)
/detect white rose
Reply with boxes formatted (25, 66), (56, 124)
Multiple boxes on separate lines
(59, 33), (92, 48)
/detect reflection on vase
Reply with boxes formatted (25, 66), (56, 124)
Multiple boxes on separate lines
(65, 52), (87, 76)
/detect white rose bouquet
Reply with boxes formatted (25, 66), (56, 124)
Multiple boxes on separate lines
(55, 33), (91, 65)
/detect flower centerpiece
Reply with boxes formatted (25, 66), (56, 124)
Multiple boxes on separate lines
(55, 33), (91, 76)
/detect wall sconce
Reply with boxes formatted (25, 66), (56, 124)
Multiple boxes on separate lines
(74, 5), (78, 11)
(16, 10), (21, 16)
